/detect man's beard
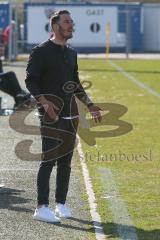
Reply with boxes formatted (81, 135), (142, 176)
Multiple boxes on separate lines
(65, 33), (72, 40)
(59, 26), (73, 40)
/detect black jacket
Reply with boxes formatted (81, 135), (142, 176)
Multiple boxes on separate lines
(25, 40), (93, 117)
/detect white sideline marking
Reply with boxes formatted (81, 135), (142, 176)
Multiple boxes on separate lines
(77, 136), (106, 240)
(99, 168), (138, 240)
(109, 60), (160, 99)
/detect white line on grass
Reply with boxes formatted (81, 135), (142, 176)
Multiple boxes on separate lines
(77, 136), (106, 240)
(109, 60), (160, 98)
(99, 168), (138, 240)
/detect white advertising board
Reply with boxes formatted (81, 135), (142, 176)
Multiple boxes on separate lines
(26, 4), (119, 47)
(143, 4), (160, 51)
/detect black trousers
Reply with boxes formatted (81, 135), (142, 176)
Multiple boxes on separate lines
(37, 117), (78, 205)
(0, 71), (31, 108)
(0, 71), (22, 99)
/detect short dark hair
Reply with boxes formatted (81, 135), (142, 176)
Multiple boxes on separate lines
(50, 10), (70, 29)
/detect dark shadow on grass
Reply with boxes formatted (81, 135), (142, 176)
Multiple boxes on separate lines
(55, 218), (160, 240)
(0, 187), (32, 212)
(102, 222), (160, 240)
(80, 68), (160, 75)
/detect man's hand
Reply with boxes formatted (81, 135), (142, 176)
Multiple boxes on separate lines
(38, 96), (59, 121)
(88, 104), (102, 123)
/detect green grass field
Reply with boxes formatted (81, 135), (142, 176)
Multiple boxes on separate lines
(77, 59), (160, 240)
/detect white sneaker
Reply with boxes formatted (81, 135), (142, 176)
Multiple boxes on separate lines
(55, 203), (72, 218)
(33, 205), (60, 223)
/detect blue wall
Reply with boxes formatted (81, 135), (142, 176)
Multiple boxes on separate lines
(117, 4), (143, 52)
(0, 3), (10, 30)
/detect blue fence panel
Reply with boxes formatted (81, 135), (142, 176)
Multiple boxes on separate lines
(0, 3), (10, 30)
(130, 5), (143, 52)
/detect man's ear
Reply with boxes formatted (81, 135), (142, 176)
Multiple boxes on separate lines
(53, 24), (59, 32)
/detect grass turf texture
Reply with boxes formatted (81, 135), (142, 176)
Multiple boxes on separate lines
(77, 59), (160, 240)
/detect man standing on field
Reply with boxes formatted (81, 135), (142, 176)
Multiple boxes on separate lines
(25, 10), (102, 223)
